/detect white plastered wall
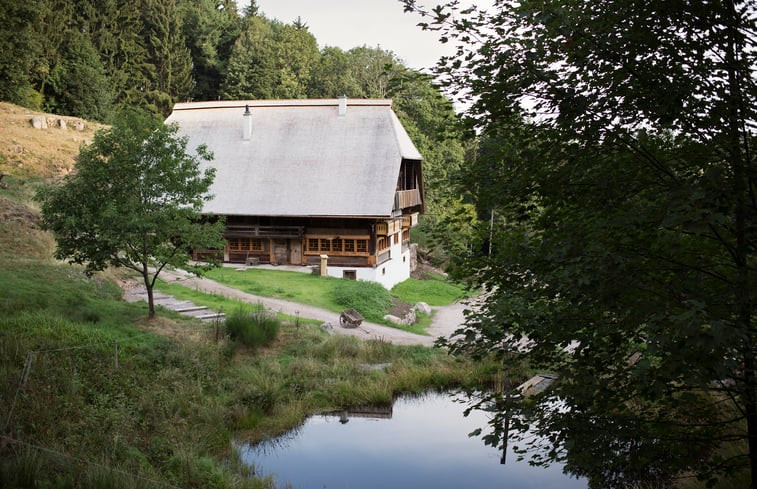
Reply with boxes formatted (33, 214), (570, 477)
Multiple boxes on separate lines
(323, 235), (410, 289)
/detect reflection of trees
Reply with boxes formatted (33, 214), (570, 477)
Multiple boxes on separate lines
(462, 377), (726, 488)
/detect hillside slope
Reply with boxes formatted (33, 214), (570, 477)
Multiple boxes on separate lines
(0, 102), (104, 179)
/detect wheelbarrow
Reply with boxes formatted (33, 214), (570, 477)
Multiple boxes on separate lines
(339, 308), (364, 328)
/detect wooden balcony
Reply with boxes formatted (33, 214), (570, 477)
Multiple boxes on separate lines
(394, 188), (422, 210)
(376, 219), (402, 236)
(225, 225), (304, 238)
(402, 212), (420, 228)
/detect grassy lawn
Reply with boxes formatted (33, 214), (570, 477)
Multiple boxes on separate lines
(1, 254), (499, 489)
(391, 276), (468, 306)
(200, 267), (465, 334)
(155, 278), (322, 326)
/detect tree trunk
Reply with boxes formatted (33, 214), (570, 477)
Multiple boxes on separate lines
(142, 270), (156, 319)
(723, 1), (755, 484)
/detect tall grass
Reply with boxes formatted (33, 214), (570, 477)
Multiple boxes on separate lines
(225, 305), (280, 350)
(1, 255), (500, 488)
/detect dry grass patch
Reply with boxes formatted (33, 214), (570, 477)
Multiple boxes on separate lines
(0, 102), (105, 178)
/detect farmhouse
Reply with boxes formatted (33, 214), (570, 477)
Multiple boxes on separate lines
(166, 98), (424, 289)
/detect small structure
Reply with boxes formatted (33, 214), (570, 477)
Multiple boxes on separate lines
(166, 98), (424, 289)
(339, 308), (364, 328)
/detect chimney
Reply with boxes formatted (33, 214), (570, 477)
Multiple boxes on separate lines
(242, 104), (252, 140)
(338, 95), (347, 117)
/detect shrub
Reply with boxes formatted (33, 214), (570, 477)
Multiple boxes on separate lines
(224, 305), (280, 350)
(332, 280), (393, 323)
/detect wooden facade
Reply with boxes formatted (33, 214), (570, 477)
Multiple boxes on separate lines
(170, 99), (424, 283)
(193, 212), (418, 268)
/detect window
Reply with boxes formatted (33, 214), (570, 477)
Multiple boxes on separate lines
(251, 239), (263, 251)
(393, 233), (399, 245)
(240, 238), (251, 251)
(377, 237), (389, 251)
(343, 270), (357, 280)
(305, 237), (369, 254)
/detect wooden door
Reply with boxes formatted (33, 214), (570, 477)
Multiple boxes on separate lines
(274, 239), (288, 264)
(289, 240), (302, 264)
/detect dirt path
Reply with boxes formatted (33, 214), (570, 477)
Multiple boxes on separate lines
(157, 269), (444, 346)
(124, 269), (474, 347)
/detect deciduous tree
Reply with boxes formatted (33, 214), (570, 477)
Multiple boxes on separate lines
(404, 0), (757, 485)
(37, 112), (225, 319)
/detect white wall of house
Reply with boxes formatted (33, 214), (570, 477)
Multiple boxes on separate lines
(324, 237), (410, 289)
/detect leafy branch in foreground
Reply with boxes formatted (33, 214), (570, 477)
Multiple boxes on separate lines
(407, 0), (757, 486)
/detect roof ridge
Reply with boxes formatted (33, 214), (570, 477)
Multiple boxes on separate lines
(173, 99), (393, 111)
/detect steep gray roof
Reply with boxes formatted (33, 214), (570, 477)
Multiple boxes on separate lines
(166, 99), (422, 218)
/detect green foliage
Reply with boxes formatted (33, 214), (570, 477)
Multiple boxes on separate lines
(0, 253), (496, 488)
(36, 111), (225, 318)
(221, 15), (319, 99)
(391, 277), (466, 306)
(141, 0), (194, 104)
(225, 305), (280, 350)
(332, 279), (393, 322)
(0, 0), (43, 108)
(180, 0), (241, 101)
(45, 31), (114, 122)
(407, 0), (757, 485)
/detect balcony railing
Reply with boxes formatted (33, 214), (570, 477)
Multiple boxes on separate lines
(394, 188), (422, 210)
(226, 225), (304, 238)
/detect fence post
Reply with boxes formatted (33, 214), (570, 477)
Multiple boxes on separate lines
(5, 351), (35, 432)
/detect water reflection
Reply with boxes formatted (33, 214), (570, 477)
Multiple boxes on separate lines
(239, 391), (586, 489)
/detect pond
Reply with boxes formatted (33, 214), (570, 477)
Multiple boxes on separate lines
(239, 391), (587, 489)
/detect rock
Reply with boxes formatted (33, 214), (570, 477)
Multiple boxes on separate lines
(517, 373), (558, 398)
(410, 243), (418, 272)
(30, 116), (47, 129)
(72, 120), (85, 131)
(403, 309), (416, 325)
(384, 311), (416, 325)
(414, 302), (432, 316)
(383, 314), (403, 325)
(320, 322), (335, 334)
(358, 363), (392, 372)
(57, 119), (67, 130)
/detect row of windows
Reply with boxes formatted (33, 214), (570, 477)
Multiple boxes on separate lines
(307, 237), (367, 254)
(228, 238), (264, 251)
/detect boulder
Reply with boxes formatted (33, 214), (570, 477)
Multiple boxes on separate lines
(358, 363), (392, 372)
(57, 119), (67, 130)
(30, 116), (47, 129)
(409, 243), (418, 271)
(383, 314), (402, 325)
(320, 322), (335, 335)
(414, 302), (432, 316)
(72, 120), (85, 131)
